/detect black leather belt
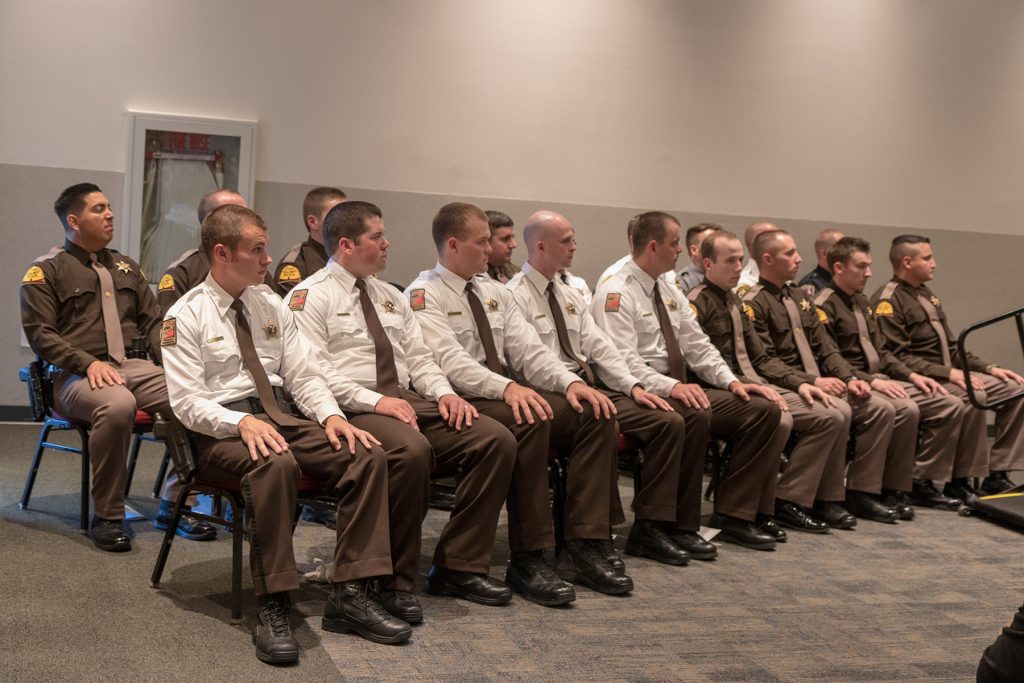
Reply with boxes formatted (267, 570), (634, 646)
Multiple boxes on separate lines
(221, 387), (295, 416)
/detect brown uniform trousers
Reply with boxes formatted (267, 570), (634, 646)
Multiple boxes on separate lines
(348, 389), (516, 591)
(609, 394), (696, 529)
(52, 358), (169, 520)
(193, 414), (393, 597)
(702, 389), (783, 522)
(771, 387), (846, 509)
(946, 374), (1024, 478)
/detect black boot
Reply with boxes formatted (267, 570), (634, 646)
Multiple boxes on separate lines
(506, 551), (576, 607)
(323, 580), (412, 645)
(558, 539), (634, 595)
(253, 593), (299, 664)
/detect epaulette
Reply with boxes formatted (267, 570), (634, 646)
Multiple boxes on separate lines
(166, 248), (200, 270)
(32, 246), (64, 264)
(740, 283), (764, 302)
(686, 283), (707, 302)
(878, 280), (899, 300)
(814, 287), (835, 307)
(281, 242), (304, 263)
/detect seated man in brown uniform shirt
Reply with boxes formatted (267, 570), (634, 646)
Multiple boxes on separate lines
(272, 186), (346, 296)
(870, 235), (1024, 500)
(815, 237), (963, 516)
(20, 183), (215, 551)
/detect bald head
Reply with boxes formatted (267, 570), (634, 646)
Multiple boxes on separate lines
(744, 221), (778, 251)
(523, 210), (569, 251)
(814, 228), (845, 268)
(197, 189), (246, 224)
(524, 210), (577, 277)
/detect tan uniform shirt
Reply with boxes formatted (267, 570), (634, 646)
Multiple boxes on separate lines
(289, 259), (455, 412)
(272, 237), (328, 297)
(21, 240), (162, 373)
(506, 263), (642, 395)
(869, 277), (989, 380)
(486, 261), (520, 284)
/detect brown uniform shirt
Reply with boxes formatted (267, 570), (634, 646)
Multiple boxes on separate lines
(21, 240), (163, 374)
(486, 261), (520, 284)
(688, 280), (804, 391)
(157, 248), (209, 317)
(744, 278), (857, 383)
(815, 286), (916, 382)
(869, 277), (989, 380)
(272, 237), (327, 297)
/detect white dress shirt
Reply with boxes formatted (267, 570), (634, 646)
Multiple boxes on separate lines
(737, 258), (760, 292)
(162, 275), (344, 439)
(558, 269), (593, 308)
(591, 259), (738, 397)
(407, 262), (581, 400)
(598, 253), (679, 291)
(289, 259), (455, 413)
(507, 263), (642, 396)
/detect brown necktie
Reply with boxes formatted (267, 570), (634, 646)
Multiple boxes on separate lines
(229, 299), (304, 427)
(653, 284), (687, 382)
(546, 281), (595, 386)
(465, 282), (503, 374)
(781, 293), (821, 377)
(355, 279), (400, 397)
(89, 253), (126, 364)
(916, 294), (953, 366)
(728, 300), (762, 382)
(852, 302), (881, 375)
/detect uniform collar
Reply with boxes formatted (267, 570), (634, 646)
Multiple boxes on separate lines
(758, 277), (785, 296)
(63, 239), (106, 266)
(434, 262), (473, 296)
(203, 273), (260, 320)
(831, 286), (855, 307)
(522, 262), (554, 296)
(623, 259), (657, 296)
(703, 279), (730, 302)
(895, 276), (926, 293)
(326, 258), (358, 294)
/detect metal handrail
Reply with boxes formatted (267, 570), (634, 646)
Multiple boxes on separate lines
(957, 306), (1024, 410)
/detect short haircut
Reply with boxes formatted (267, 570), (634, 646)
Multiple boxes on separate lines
(322, 200), (383, 255)
(890, 234), (930, 270)
(750, 229), (789, 265)
(814, 228), (844, 254)
(197, 189), (244, 224)
(686, 223), (722, 249)
(432, 202), (487, 251)
(201, 205), (267, 259)
(827, 236), (870, 274)
(54, 183), (102, 228)
(701, 230), (741, 262)
(629, 211), (679, 256)
(302, 187), (347, 228)
(485, 210), (514, 233)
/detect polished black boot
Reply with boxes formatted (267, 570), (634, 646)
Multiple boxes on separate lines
(911, 479), (962, 510)
(624, 520), (690, 566)
(844, 490), (899, 524)
(253, 593), (299, 664)
(423, 565), (512, 606)
(323, 580), (412, 645)
(558, 539), (634, 595)
(506, 551), (576, 607)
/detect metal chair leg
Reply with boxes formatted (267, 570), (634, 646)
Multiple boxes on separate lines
(80, 431), (90, 532)
(151, 487), (191, 587)
(151, 450), (170, 499)
(231, 492), (244, 624)
(125, 432), (144, 496)
(19, 422), (52, 510)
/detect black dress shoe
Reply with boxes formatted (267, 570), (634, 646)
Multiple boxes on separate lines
(981, 471), (1017, 495)
(624, 520), (690, 566)
(558, 539), (634, 595)
(90, 517), (131, 552)
(945, 478), (982, 504)
(709, 513), (776, 551)
(322, 580), (412, 644)
(911, 479), (962, 510)
(423, 565), (512, 606)
(506, 551), (576, 607)
(154, 501), (217, 541)
(596, 538), (627, 576)
(253, 593), (299, 664)
(773, 502), (829, 534)
(379, 589), (423, 625)
(810, 501), (857, 530)
(300, 503), (337, 530)
(668, 530), (718, 561)
(755, 514), (788, 543)
(844, 490), (899, 524)
(881, 490), (915, 521)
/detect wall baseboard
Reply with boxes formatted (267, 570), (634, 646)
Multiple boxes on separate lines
(0, 406), (36, 422)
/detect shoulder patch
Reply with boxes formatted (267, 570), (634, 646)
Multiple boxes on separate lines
(689, 302), (699, 319)
(22, 265), (45, 284)
(288, 288), (308, 311)
(736, 284), (751, 297)
(874, 301), (894, 317)
(160, 318), (177, 346)
(278, 264), (302, 283)
(743, 303), (755, 320)
(158, 273), (175, 291)
(604, 292), (622, 313)
(409, 288), (426, 311)
(817, 308), (829, 323)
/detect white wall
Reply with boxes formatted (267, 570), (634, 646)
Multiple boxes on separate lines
(3, 0), (1024, 235)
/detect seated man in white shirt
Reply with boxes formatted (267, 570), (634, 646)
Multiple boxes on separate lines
(508, 210), (715, 566)
(407, 202), (629, 606)
(162, 205), (418, 663)
(289, 201), (518, 614)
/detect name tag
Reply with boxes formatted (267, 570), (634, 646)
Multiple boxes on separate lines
(336, 312), (350, 317)
(642, 312), (653, 318)
(534, 314), (547, 320)
(448, 311), (462, 317)
(206, 336), (223, 344)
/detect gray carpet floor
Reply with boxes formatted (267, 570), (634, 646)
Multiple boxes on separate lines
(1, 422), (1019, 682)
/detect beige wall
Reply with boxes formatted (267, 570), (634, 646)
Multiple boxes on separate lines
(3, 1), (1024, 405)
